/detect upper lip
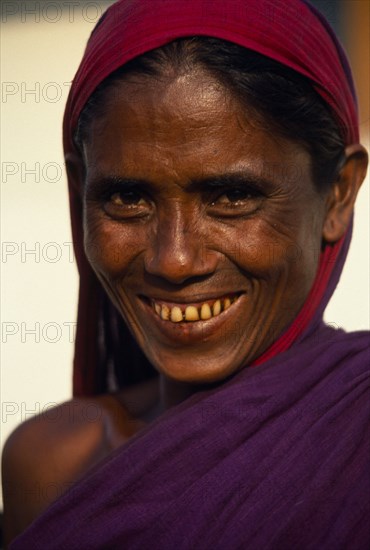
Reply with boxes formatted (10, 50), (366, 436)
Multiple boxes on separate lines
(140, 291), (244, 305)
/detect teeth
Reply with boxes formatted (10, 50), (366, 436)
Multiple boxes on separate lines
(153, 295), (239, 323)
(170, 306), (183, 323)
(161, 305), (170, 320)
(185, 306), (199, 321)
(213, 300), (221, 316)
(200, 303), (212, 320)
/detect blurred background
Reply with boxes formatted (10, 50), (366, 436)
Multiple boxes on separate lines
(1, 0), (369, 514)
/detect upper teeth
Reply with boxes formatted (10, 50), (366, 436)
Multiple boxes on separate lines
(152, 296), (238, 323)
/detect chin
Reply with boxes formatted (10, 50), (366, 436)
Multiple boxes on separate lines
(140, 343), (249, 385)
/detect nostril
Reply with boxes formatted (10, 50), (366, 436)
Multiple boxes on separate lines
(144, 247), (217, 284)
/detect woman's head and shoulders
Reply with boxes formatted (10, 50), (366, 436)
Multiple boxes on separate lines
(3, 0), (369, 546)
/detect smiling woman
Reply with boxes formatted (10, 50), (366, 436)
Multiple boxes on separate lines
(79, 59), (332, 386)
(3, 0), (369, 548)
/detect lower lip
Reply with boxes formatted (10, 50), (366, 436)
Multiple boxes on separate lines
(138, 294), (246, 344)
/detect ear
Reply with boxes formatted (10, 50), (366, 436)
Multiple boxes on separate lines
(65, 151), (86, 196)
(322, 144), (368, 242)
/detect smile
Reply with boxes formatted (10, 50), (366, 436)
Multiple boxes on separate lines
(151, 294), (241, 323)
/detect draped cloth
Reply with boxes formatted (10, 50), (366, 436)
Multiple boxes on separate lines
(10, 328), (370, 549)
(11, 0), (370, 548)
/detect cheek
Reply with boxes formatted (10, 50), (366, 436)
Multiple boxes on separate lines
(83, 208), (144, 279)
(215, 214), (321, 284)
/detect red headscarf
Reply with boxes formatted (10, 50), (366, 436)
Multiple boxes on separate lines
(63, 0), (359, 396)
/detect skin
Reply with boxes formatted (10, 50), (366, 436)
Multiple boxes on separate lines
(2, 67), (367, 545)
(80, 68), (365, 397)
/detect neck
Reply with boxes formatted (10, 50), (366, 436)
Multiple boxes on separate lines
(160, 376), (197, 409)
(143, 374), (220, 422)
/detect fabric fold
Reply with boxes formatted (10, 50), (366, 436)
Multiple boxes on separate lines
(11, 327), (370, 548)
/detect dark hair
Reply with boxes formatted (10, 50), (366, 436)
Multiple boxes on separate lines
(75, 36), (345, 192)
(75, 37), (346, 389)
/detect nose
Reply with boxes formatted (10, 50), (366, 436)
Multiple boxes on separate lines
(144, 206), (218, 284)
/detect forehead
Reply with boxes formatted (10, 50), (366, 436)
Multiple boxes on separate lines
(83, 69), (311, 185)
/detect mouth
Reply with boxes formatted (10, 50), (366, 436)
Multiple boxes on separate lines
(147, 293), (243, 323)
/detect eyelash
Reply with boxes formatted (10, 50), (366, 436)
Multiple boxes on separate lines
(110, 190), (146, 206)
(208, 186), (263, 217)
(103, 187), (151, 218)
(211, 187), (261, 206)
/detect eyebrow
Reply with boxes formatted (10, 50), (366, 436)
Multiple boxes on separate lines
(188, 171), (277, 191)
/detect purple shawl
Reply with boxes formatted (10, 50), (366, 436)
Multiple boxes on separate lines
(10, 325), (370, 548)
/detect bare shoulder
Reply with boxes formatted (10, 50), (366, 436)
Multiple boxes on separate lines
(1, 394), (145, 545)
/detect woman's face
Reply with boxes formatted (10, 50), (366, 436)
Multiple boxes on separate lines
(81, 68), (329, 384)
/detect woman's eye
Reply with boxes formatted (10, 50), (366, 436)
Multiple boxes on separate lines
(110, 191), (145, 206)
(209, 187), (263, 215)
(216, 189), (253, 204)
(104, 189), (151, 219)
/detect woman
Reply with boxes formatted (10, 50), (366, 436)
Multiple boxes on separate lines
(3, 0), (369, 547)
